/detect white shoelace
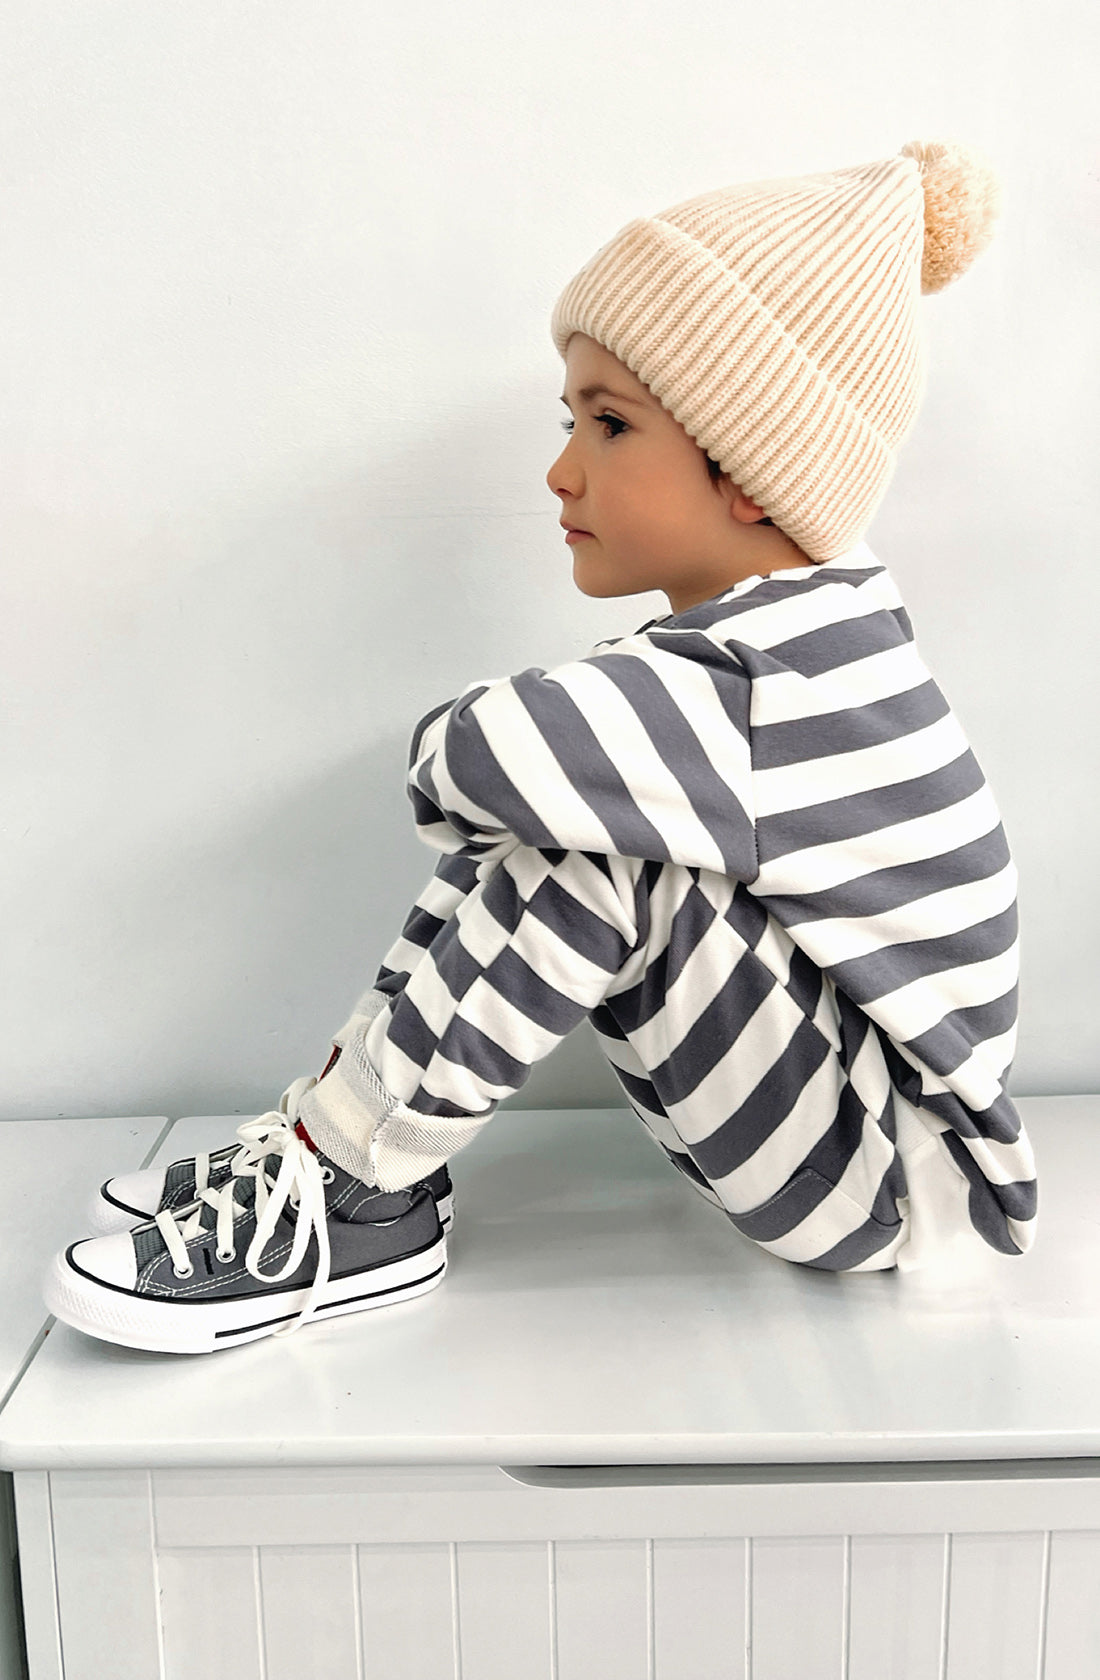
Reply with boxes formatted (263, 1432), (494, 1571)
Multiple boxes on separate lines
(154, 1079), (335, 1337)
(189, 1073), (318, 1196)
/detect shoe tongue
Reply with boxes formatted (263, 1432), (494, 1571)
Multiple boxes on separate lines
(133, 1223), (166, 1268)
(134, 1152), (289, 1262)
(164, 1159), (198, 1199)
(209, 1153), (284, 1219)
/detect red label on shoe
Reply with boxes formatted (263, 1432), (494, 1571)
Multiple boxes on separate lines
(294, 1119), (319, 1153)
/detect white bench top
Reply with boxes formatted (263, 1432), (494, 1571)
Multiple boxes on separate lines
(0, 1116), (170, 1412)
(0, 1096), (1094, 1471)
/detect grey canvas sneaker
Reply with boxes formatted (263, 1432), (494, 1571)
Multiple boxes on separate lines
(45, 1101), (447, 1354)
(85, 1073), (455, 1238)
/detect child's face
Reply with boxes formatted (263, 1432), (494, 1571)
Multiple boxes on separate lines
(547, 333), (807, 613)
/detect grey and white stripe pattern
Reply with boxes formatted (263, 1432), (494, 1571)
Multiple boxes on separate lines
(347, 541), (1035, 1267)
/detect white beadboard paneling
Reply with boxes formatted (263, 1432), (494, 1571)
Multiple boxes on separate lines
(944, 1532), (1046, 1680)
(19, 1505), (1100, 1678)
(453, 1542), (552, 1679)
(11, 1474), (62, 1680)
(848, 1533), (945, 1680)
(47, 1471), (161, 1680)
(1042, 1530), (1100, 1677)
(749, 1536), (846, 1680)
(160, 1548), (262, 1680)
(651, 1537), (748, 1679)
(357, 1543), (456, 1680)
(0, 1474), (25, 1680)
(259, 1546), (362, 1680)
(553, 1540), (650, 1680)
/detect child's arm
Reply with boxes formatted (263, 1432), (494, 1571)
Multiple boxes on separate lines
(404, 635), (758, 880)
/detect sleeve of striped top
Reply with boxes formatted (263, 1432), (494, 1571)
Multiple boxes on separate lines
(405, 633), (760, 881)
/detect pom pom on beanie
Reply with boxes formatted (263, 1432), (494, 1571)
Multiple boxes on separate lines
(900, 138), (1003, 294)
(550, 139), (1002, 564)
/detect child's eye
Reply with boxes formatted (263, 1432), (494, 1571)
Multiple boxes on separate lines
(559, 413), (628, 438)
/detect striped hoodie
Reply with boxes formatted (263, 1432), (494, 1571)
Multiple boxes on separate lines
(370, 542), (1037, 1259)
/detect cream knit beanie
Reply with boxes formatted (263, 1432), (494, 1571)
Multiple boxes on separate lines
(550, 140), (1002, 564)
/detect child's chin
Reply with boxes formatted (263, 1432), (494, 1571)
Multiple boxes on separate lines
(572, 559), (648, 600)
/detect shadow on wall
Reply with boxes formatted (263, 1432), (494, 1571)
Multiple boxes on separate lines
(56, 730), (622, 1122)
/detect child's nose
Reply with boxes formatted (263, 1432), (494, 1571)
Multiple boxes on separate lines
(546, 436), (582, 498)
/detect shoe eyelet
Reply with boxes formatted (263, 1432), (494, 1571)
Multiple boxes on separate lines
(172, 1264), (194, 1279)
(216, 1248), (235, 1264)
(320, 1166), (335, 1184)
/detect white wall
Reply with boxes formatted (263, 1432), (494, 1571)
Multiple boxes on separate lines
(3, 0), (1097, 1123)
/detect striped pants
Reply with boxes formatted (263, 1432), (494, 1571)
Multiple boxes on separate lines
(304, 845), (979, 1275)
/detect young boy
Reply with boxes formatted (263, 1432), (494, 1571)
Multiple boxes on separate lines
(46, 138), (1037, 1354)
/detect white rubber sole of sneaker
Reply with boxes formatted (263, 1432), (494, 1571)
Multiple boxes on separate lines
(44, 1235), (447, 1355)
(85, 1185), (456, 1240)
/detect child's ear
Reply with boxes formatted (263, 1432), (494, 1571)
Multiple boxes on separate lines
(727, 482), (769, 524)
(706, 456), (767, 523)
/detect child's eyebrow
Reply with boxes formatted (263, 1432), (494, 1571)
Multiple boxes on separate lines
(559, 383), (651, 410)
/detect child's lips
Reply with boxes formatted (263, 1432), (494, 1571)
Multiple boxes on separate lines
(563, 526), (594, 543)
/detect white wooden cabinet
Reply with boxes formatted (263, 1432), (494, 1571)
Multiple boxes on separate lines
(3, 1098), (1099, 1678)
(13, 1460), (1100, 1680)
